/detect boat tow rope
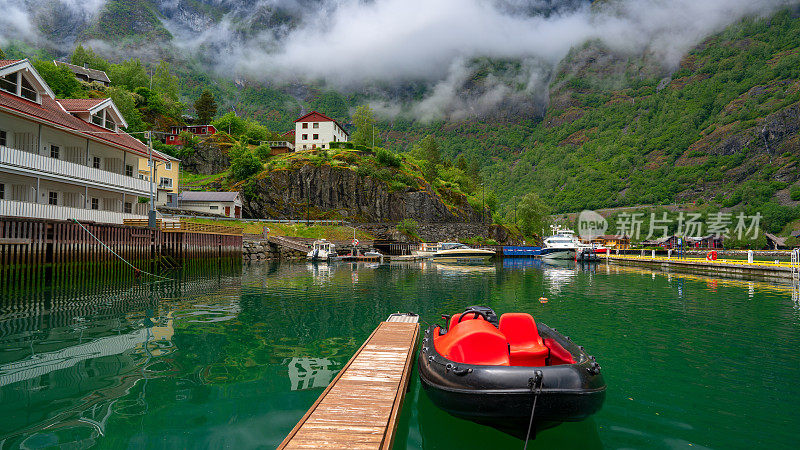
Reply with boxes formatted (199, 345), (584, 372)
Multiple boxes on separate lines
(523, 370), (544, 449)
(69, 218), (173, 281)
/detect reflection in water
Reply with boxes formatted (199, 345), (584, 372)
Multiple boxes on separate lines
(431, 262), (496, 276)
(542, 265), (577, 295)
(1, 260), (799, 448)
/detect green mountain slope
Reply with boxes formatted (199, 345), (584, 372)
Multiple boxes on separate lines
(407, 9), (800, 219)
(82, 0), (172, 42)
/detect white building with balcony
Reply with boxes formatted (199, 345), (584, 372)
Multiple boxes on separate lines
(0, 59), (168, 224)
(294, 111), (348, 151)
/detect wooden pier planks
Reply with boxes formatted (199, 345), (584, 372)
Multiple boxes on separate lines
(279, 316), (420, 450)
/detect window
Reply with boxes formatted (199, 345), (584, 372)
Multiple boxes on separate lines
(302, 134), (308, 140)
(105, 116), (115, 131)
(91, 198), (99, 210)
(313, 134), (319, 140)
(0, 183), (4, 200)
(20, 76), (37, 101)
(160, 177), (172, 188)
(0, 73), (17, 94)
(201, 127), (207, 134)
(303, 145), (307, 149)
(91, 113), (104, 126)
(302, 123), (308, 129)
(50, 145), (60, 159)
(165, 162), (172, 170)
(210, 205), (219, 210)
(124, 202), (132, 214)
(321, 144), (325, 148)
(93, 157), (101, 169)
(48, 192), (58, 205)
(313, 123), (319, 129)
(167, 194), (175, 204)
(0, 130), (6, 146)
(125, 165), (133, 177)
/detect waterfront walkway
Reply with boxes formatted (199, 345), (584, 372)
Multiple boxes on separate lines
(278, 313), (419, 449)
(604, 253), (797, 280)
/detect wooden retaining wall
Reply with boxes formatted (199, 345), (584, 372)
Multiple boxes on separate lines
(0, 217), (242, 289)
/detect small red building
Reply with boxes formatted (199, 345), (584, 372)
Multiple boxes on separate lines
(163, 125), (217, 145)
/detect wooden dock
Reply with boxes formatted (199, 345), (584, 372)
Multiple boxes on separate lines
(279, 313), (420, 449)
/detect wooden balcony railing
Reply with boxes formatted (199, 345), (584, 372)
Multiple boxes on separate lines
(122, 218), (243, 236)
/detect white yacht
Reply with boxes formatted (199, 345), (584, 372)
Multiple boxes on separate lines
(540, 226), (578, 260)
(432, 243), (495, 264)
(307, 239), (338, 261)
(413, 242), (442, 258)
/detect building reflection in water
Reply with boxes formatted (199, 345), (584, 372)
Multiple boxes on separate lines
(0, 267), (242, 448)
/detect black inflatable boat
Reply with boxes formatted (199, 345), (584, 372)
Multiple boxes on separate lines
(417, 306), (606, 438)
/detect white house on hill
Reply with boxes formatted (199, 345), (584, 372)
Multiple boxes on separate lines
(0, 59), (168, 224)
(294, 111), (348, 151)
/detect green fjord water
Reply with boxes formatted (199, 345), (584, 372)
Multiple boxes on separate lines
(1, 261), (799, 449)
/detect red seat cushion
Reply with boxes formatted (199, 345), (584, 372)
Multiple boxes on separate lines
(499, 313), (549, 367)
(434, 319), (510, 366)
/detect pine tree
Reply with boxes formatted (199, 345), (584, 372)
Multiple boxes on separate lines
(0, 47), (6, 59)
(194, 89), (217, 124)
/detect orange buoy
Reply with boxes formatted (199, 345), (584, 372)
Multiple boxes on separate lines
(539, 297), (549, 303)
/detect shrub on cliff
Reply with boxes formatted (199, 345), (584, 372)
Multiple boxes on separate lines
(396, 219), (420, 241)
(255, 143), (273, 161)
(229, 142), (263, 180)
(376, 148), (402, 167)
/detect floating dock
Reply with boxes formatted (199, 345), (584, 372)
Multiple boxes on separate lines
(278, 313), (420, 449)
(604, 254), (797, 281)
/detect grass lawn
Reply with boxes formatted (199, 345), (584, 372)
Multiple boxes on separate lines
(184, 218), (374, 240)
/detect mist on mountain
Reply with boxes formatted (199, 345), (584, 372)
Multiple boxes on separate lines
(1, 0), (796, 120)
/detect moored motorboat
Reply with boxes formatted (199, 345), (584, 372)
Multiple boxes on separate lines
(540, 226), (578, 260)
(431, 243), (495, 263)
(418, 306), (605, 439)
(306, 239), (338, 261)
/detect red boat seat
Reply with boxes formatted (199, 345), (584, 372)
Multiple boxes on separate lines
(448, 312), (486, 331)
(499, 313), (549, 367)
(434, 319), (510, 366)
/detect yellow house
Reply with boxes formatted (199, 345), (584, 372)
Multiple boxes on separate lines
(591, 234), (631, 250)
(137, 149), (180, 206)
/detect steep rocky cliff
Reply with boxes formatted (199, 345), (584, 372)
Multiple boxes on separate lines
(179, 140), (231, 175)
(239, 164), (484, 223)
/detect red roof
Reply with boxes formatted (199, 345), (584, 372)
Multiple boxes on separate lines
(0, 91), (165, 161)
(0, 60), (22, 69)
(295, 110), (336, 123)
(57, 98), (107, 112)
(294, 110), (350, 136)
(283, 129), (295, 136)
